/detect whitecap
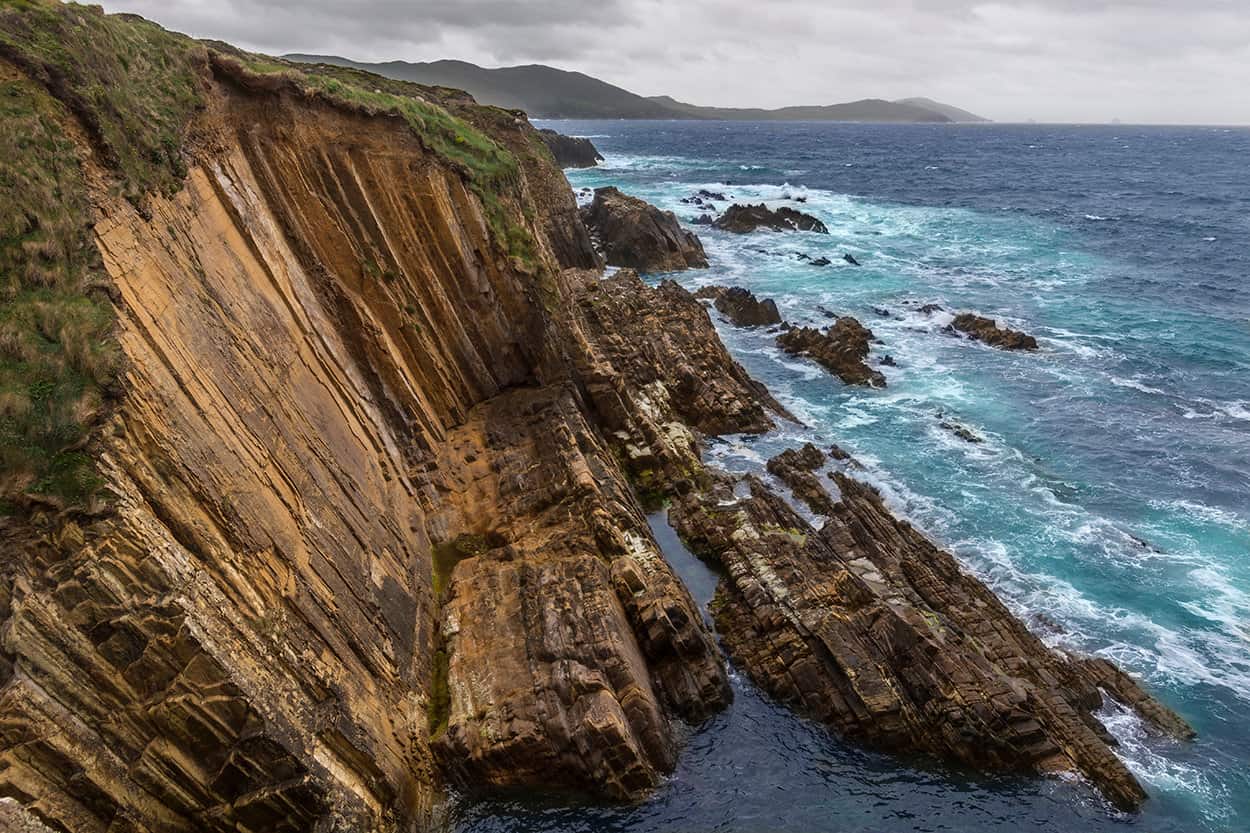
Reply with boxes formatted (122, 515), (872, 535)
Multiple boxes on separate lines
(1108, 376), (1167, 395)
(1097, 698), (1223, 806)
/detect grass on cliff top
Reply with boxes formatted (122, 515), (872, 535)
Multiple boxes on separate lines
(0, 0), (207, 206)
(0, 76), (116, 506)
(0, 0), (208, 508)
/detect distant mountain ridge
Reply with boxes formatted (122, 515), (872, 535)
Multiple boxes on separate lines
(285, 55), (989, 123)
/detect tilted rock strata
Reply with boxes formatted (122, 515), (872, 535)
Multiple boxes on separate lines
(776, 317), (886, 387)
(951, 313), (1039, 350)
(695, 285), (783, 327)
(0, 36), (738, 832)
(764, 443), (839, 517)
(537, 128), (604, 168)
(573, 271), (795, 440)
(712, 203), (829, 234)
(581, 187), (709, 272)
(668, 449), (1194, 812)
(431, 387), (730, 798)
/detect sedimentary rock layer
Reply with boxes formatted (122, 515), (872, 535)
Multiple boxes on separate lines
(0, 36), (734, 832)
(668, 446), (1193, 811)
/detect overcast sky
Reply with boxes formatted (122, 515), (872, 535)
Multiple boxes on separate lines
(102, 0), (1250, 124)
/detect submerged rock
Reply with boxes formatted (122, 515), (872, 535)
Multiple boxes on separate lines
(581, 187), (709, 272)
(696, 285), (783, 327)
(776, 317), (886, 387)
(537, 128), (604, 168)
(950, 312), (1039, 350)
(940, 419), (983, 443)
(669, 452), (1195, 813)
(712, 203), (829, 234)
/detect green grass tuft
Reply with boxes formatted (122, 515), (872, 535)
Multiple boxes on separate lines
(0, 0), (207, 206)
(0, 74), (115, 504)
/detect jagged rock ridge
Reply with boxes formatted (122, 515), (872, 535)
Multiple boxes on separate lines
(669, 445), (1193, 812)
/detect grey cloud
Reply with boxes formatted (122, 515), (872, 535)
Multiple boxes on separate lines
(101, 0), (1250, 123)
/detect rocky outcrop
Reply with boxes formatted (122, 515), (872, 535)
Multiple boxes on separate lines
(0, 11), (736, 830)
(695, 285), (782, 327)
(668, 448), (1194, 812)
(951, 313), (1038, 350)
(581, 187), (709, 272)
(776, 317), (886, 387)
(573, 270), (794, 440)
(765, 444), (838, 516)
(537, 128), (604, 168)
(431, 386), (730, 798)
(712, 203), (828, 234)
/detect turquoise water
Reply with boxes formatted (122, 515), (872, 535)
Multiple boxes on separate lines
(453, 122), (1250, 832)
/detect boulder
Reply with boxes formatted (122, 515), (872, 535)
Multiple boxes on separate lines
(776, 317), (886, 387)
(712, 203), (829, 234)
(842, 253), (861, 266)
(951, 313), (1038, 350)
(536, 128), (604, 168)
(581, 187), (709, 272)
(696, 285), (783, 327)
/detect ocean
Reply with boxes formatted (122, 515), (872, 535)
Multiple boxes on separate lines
(451, 120), (1250, 833)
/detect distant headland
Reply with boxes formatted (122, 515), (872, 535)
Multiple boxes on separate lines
(285, 55), (989, 123)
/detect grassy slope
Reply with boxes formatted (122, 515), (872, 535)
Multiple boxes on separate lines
(0, 0), (206, 508)
(0, 1), (543, 508)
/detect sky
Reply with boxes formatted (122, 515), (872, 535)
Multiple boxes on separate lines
(101, 0), (1250, 124)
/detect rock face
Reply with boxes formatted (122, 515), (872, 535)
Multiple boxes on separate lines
(712, 203), (829, 234)
(431, 386), (730, 798)
(574, 271), (794, 442)
(0, 14), (736, 830)
(776, 317), (886, 387)
(537, 128), (604, 168)
(669, 448), (1194, 813)
(951, 313), (1039, 350)
(581, 187), (709, 272)
(695, 285), (782, 327)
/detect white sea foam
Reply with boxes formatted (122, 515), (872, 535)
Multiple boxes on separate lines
(1151, 498), (1249, 533)
(1108, 375), (1167, 395)
(1083, 214), (1118, 221)
(1097, 699), (1224, 810)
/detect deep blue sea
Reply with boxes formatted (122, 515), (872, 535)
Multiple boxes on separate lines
(451, 121), (1250, 833)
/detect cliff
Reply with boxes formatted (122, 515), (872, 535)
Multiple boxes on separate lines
(0, 4), (1182, 832)
(0, 4), (730, 830)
